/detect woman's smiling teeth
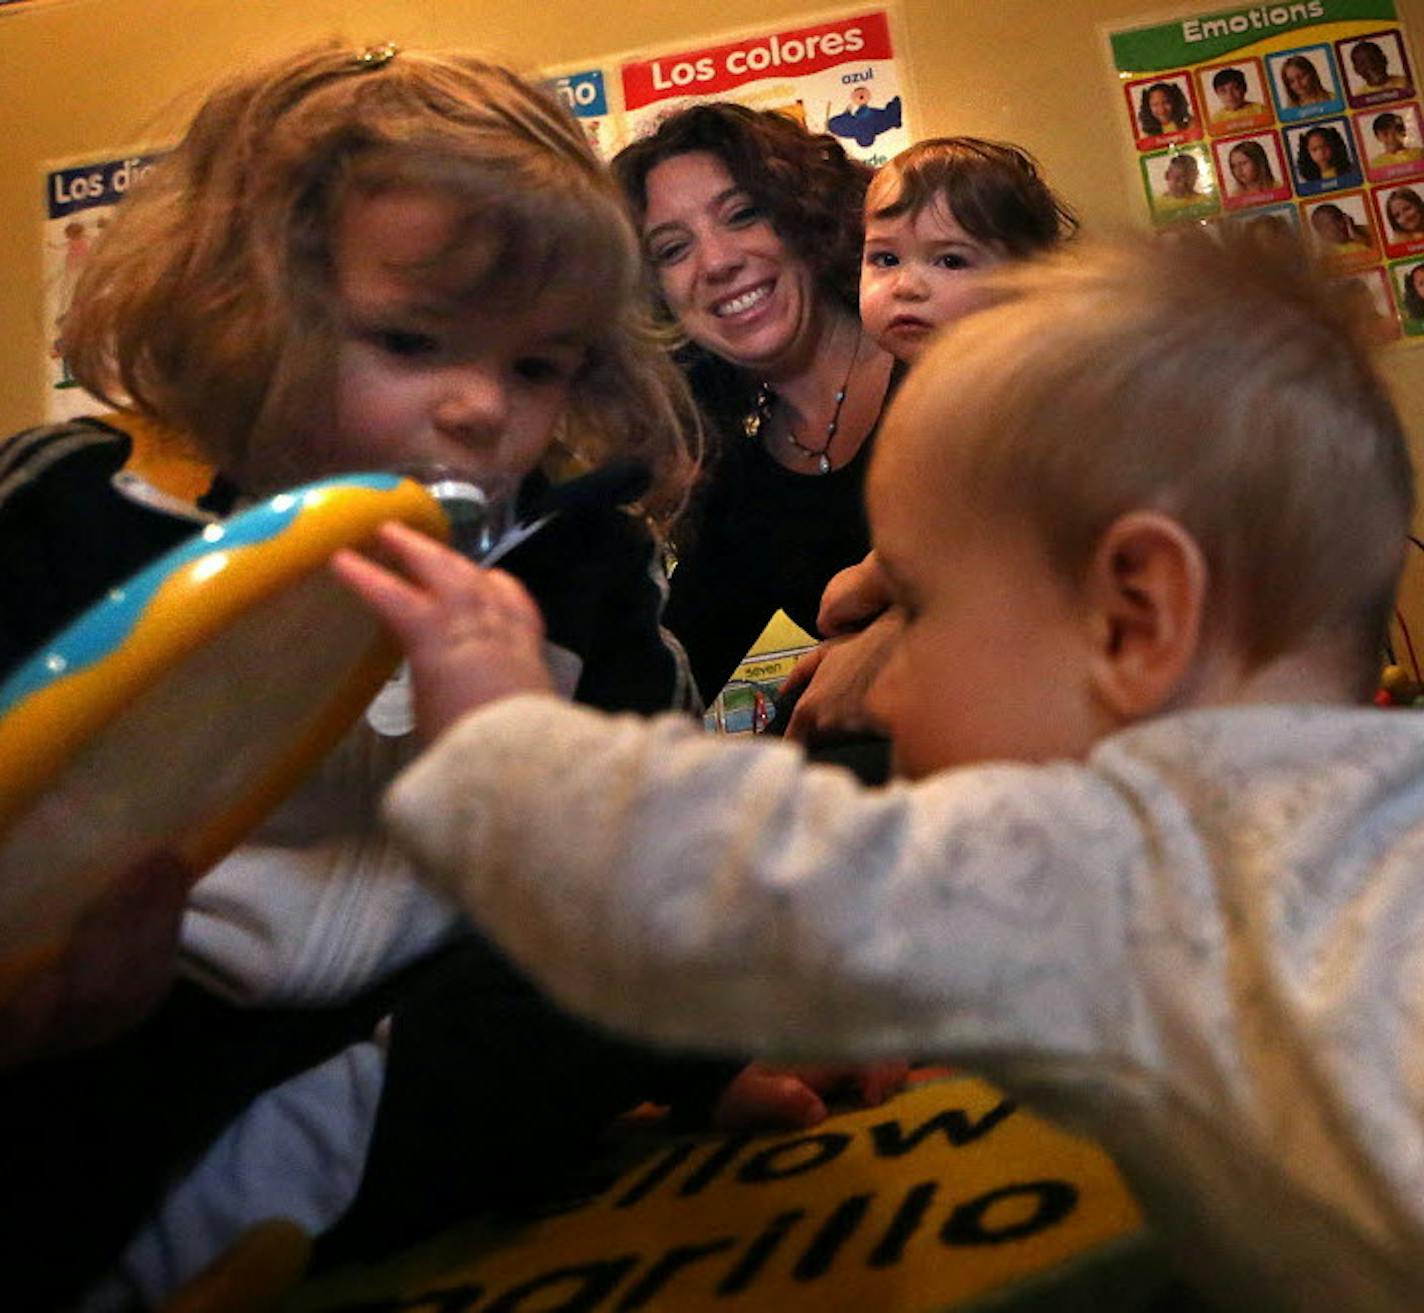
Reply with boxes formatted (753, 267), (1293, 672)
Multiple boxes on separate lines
(715, 284), (772, 317)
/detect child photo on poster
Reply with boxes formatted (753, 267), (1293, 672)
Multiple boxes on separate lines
(1288, 119), (1363, 195)
(1338, 31), (1415, 108)
(1378, 183), (1424, 257)
(1267, 45), (1345, 123)
(1198, 59), (1273, 135)
(1356, 104), (1424, 183)
(1391, 256), (1424, 333)
(1215, 132), (1291, 209)
(1305, 192), (1378, 269)
(1142, 146), (1219, 223)
(1332, 266), (1402, 343)
(1126, 73), (1203, 149)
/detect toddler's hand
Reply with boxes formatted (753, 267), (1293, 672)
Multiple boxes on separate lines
(332, 522), (555, 741)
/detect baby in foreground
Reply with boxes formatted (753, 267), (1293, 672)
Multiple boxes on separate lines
(335, 235), (1423, 1311)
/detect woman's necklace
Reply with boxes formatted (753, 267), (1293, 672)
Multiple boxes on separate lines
(743, 325), (861, 476)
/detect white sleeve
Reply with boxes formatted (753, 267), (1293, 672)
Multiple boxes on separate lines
(383, 696), (1141, 1063)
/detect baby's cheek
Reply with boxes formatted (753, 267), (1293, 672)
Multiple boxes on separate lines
(858, 282), (884, 330)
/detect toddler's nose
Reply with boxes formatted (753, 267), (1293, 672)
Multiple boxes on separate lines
(893, 266), (929, 299)
(434, 365), (509, 439)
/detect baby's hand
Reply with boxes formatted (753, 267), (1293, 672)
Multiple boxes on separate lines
(332, 522), (555, 741)
(782, 613), (901, 745)
(712, 1061), (911, 1130)
(817, 550), (892, 637)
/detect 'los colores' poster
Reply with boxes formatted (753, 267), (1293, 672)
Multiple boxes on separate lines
(621, 9), (910, 170)
(545, 7), (912, 170)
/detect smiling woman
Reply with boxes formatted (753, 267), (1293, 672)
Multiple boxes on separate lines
(613, 104), (898, 706)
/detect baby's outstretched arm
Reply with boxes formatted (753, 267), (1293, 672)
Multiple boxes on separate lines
(384, 688), (1133, 1063)
(331, 522), (555, 741)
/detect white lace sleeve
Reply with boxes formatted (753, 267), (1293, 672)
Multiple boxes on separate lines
(384, 696), (1142, 1062)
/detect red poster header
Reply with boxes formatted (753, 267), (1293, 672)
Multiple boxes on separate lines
(622, 11), (893, 112)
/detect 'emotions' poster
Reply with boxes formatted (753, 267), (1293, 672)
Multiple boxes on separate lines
(1110, 0), (1424, 346)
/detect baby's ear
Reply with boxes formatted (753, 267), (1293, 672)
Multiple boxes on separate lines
(1084, 511), (1207, 721)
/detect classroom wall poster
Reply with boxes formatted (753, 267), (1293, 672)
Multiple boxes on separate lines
(40, 14), (907, 424)
(546, 6), (913, 169)
(41, 151), (165, 421)
(1107, 0), (1424, 344)
(545, 68), (619, 159)
(621, 9), (911, 169)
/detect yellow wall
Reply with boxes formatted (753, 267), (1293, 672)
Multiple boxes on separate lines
(4, 0), (1423, 427)
(3, 0), (1424, 521)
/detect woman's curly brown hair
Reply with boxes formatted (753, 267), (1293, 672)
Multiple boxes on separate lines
(612, 102), (872, 316)
(611, 104), (871, 466)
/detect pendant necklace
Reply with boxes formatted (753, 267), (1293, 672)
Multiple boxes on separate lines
(743, 324), (860, 476)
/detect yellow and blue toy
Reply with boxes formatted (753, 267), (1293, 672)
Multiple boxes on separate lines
(0, 472), (451, 997)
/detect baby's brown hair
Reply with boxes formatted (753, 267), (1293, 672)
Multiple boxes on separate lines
(866, 137), (1077, 258)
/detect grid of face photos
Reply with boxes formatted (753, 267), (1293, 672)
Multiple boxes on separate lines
(1124, 26), (1424, 339)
